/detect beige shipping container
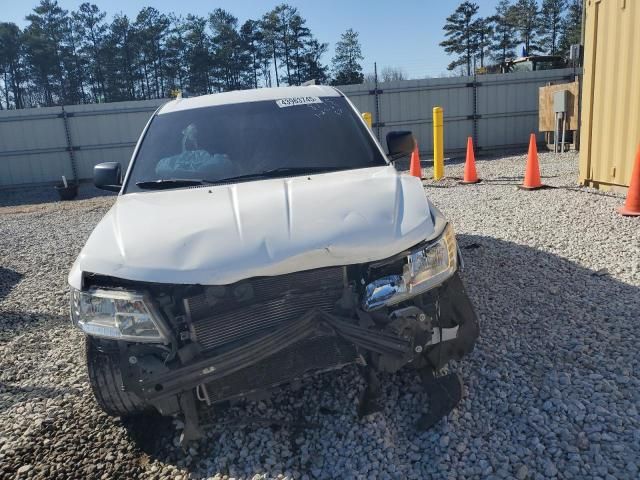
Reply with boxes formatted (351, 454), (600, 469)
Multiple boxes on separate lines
(579, 0), (640, 190)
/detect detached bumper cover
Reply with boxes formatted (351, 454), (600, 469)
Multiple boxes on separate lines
(425, 273), (480, 369)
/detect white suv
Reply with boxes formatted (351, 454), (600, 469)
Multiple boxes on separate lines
(69, 85), (479, 442)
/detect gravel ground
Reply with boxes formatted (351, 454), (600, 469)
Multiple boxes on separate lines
(1, 150), (638, 479)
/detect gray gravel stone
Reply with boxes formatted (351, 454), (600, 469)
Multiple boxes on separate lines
(516, 464), (529, 480)
(16, 464), (32, 474)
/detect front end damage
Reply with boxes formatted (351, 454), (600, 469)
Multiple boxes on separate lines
(79, 253), (479, 442)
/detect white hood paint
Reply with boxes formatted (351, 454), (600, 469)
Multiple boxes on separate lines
(69, 166), (435, 288)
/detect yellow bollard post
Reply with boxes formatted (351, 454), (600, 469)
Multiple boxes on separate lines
(361, 112), (372, 129)
(433, 106), (444, 180)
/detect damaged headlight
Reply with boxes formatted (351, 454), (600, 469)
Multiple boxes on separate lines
(363, 223), (458, 310)
(69, 288), (168, 342)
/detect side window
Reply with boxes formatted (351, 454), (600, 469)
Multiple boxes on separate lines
(512, 61), (533, 72)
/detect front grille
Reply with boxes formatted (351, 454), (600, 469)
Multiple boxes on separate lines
(204, 335), (357, 403)
(185, 266), (346, 351)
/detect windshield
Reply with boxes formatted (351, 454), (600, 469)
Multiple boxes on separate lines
(511, 61), (534, 72)
(534, 60), (561, 71)
(124, 95), (387, 193)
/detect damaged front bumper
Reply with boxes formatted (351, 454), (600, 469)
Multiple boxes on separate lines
(117, 272), (478, 426)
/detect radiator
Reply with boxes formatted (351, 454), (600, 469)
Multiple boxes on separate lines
(184, 266), (346, 351)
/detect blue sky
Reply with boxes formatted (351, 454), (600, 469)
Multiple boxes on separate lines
(4, 0), (504, 79)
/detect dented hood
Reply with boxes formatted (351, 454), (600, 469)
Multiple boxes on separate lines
(69, 166), (436, 288)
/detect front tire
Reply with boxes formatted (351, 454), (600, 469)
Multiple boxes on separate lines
(85, 336), (150, 416)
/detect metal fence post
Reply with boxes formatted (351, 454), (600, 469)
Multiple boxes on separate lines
(61, 106), (78, 182)
(472, 73), (479, 150)
(374, 62), (381, 142)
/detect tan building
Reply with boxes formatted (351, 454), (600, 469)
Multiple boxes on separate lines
(579, 0), (640, 191)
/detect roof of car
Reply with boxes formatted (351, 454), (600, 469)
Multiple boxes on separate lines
(158, 85), (342, 115)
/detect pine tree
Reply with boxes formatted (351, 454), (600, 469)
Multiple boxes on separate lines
(512, 0), (541, 56)
(103, 14), (136, 101)
(259, 4), (313, 86)
(331, 28), (364, 85)
(489, 0), (519, 63)
(288, 13), (311, 85)
(23, 0), (79, 105)
(134, 7), (170, 99)
(558, 0), (582, 56)
(164, 14), (188, 93)
(72, 3), (108, 102)
(440, 2), (481, 76)
(260, 10), (281, 87)
(240, 19), (265, 89)
(539, 0), (567, 55)
(0, 22), (25, 108)
(475, 17), (493, 69)
(273, 5), (295, 84)
(183, 14), (211, 96)
(298, 39), (329, 84)
(209, 9), (252, 91)
(66, 15), (87, 103)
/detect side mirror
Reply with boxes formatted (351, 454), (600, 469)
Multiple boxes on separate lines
(386, 131), (415, 160)
(94, 162), (122, 192)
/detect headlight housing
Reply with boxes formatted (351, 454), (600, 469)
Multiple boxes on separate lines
(363, 223), (458, 310)
(70, 288), (168, 343)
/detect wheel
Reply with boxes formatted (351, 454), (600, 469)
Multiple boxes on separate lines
(85, 336), (151, 416)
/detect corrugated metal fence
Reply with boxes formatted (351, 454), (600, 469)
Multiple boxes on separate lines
(0, 69), (577, 188)
(342, 68), (579, 156)
(0, 99), (165, 187)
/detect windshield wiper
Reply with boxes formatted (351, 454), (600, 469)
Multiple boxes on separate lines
(135, 178), (214, 190)
(137, 167), (352, 189)
(208, 166), (349, 185)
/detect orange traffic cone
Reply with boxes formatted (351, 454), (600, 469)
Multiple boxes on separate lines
(410, 144), (422, 178)
(520, 133), (543, 190)
(460, 136), (480, 184)
(619, 144), (640, 216)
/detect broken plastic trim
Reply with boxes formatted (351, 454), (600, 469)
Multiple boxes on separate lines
(138, 308), (323, 399)
(136, 308), (419, 401)
(127, 272), (478, 406)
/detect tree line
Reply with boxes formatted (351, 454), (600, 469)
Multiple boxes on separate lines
(441, 0), (583, 76)
(0, 0), (366, 110)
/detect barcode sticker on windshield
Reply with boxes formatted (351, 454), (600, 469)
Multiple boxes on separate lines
(276, 96), (322, 108)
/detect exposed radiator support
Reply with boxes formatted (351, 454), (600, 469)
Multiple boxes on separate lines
(184, 266), (346, 351)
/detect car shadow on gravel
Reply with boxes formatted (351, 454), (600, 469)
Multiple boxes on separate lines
(0, 310), (67, 340)
(0, 267), (23, 301)
(0, 311), (78, 413)
(456, 233), (640, 385)
(0, 384), (78, 414)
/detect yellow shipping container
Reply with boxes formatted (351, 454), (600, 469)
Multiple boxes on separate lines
(580, 0), (640, 190)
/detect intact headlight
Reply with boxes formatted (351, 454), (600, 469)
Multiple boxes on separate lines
(363, 223), (458, 310)
(69, 288), (168, 343)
